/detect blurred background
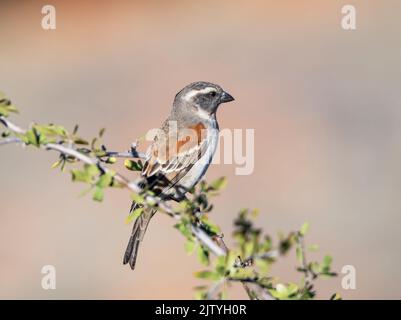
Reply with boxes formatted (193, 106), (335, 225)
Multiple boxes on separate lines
(1, 0), (400, 299)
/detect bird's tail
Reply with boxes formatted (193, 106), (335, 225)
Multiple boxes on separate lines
(123, 203), (155, 270)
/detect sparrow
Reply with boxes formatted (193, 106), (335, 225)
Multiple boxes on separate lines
(123, 81), (234, 270)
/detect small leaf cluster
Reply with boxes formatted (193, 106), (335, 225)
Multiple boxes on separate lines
(19, 124), (68, 147)
(71, 164), (121, 201)
(192, 209), (339, 300)
(0, 95), (125, 202)
(0, 93), (18, 118)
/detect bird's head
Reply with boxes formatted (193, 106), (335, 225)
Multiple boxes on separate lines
(174, 81), (234, 117)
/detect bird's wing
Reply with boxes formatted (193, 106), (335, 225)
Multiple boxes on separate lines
(141, 122), (209, 196)
(125, 122), (211, 269)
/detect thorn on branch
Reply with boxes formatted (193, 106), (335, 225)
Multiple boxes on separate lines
(235, 255), (253, 268)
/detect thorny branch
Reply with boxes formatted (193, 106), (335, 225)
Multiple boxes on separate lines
(0, 114), (275, 300)
(0, 92), (338, 300)
(104, 143), (146, 160)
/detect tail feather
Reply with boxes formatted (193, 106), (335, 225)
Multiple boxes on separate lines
(123, 203), (155, 270)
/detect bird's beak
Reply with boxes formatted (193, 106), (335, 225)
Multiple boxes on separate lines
(220, 91), (235, 103)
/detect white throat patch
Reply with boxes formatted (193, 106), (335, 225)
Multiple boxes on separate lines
(196, 107), (212, 120)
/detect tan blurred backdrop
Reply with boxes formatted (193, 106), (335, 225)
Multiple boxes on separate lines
(1, 0), (401, 299)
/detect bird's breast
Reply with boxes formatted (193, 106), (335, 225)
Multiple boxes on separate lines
(179, 120), (219, 190)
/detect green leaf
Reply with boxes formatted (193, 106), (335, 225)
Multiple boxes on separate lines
(94, 150), (107, 157)
(308, 244), (319, 252)
(225, 251), (237, 270)
(197, 245), (210, 266)
(24, 128), (47, 147)
(194, 287), (207, 300)
(0, 94), (18, 117)
(270, 283), (300, 300)
(255, 258), (270, 275)
(92, 186), (104, 202)
(269, 283), (288, 299)
(250, 208), (260, 218)
(131, 193), (145, 205)
(300, 222), (310, 236)
(184, 240), (196, 255)
(91, 137), (98, 150)
(73, 137), (89, 145)
(320, 255), (333, 274)
(296, 246), (304, 264)
(71, 164), (100, 183)
(194, 270), (220, 281)
(310, 261), (320, 274)
(106, 157), (116, 164)
(244, 240), (255, 257)
(214, 255), (228, 277)
(124, 159), (143, 171)
(25, 130), (36, 145)
(1, 130), (10, 138)
(174, 221), (193, 240)
(257, 277), (273, 289)
(259, 237), (273, 252)
(99, 128), (106, 137)
(330, 293), (342, 300)
(97, 173), (113, 188)
(125, 207), (143, 224)
(51, 159), (62, 169)
(34, 124), (68, 138)
(71, 169), (87, 182)
(286, 283), (299, 296)
(323, 255), (332, 266)
(200, 216), (220, 235)
(208, 177), (228, 192)
(231, 267), (255, 280)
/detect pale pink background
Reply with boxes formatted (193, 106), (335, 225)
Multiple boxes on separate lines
(1, 0), (401, 299)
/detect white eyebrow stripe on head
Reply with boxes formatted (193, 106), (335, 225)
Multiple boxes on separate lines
(183, 87), (217, 101)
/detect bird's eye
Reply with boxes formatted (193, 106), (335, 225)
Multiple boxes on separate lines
(209, 91), (217, 97)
